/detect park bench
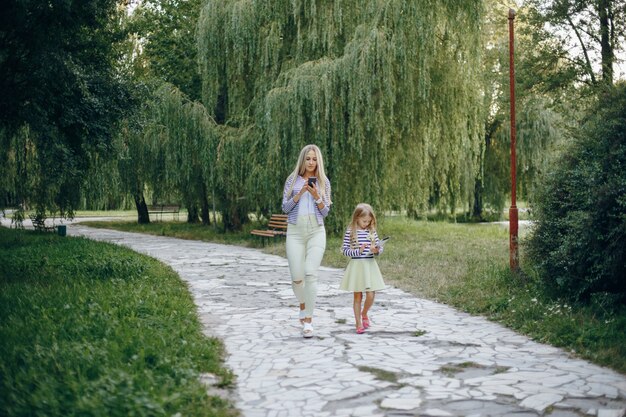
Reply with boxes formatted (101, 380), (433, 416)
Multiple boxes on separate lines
(29, 214), (56, 233)
(250, 214), (288, 243)
(147, 204), (181, 221)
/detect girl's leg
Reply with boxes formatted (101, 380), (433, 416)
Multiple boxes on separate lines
(353, 292), (363, 329)
(362, 291), (375, 321)
(302, 224), (326, 322)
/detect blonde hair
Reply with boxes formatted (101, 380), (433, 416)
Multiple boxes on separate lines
(286, 144), (331, 203)
(348, 203), (378, 248)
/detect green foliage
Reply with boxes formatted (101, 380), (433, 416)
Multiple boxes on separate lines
(0, 0), (132, 217)
(129, 0), (205, 101)
(198, 0), (487, 232)
(474, 3), (571, 218)
(482, 97), (565, 214)
(524, 0), (626, 86)
(0, 228), (235, 417)
(143, 84), (222, 224)
(526, 84), (626, 304)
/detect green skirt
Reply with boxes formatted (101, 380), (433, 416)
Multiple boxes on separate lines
(340, 258), (386, 292)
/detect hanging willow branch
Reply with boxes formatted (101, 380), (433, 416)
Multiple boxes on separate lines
(199, 0), (486, 232)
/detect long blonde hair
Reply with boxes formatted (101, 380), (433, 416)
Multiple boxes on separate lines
(348, 203), (378, 247)
(286, 144), (331, 203)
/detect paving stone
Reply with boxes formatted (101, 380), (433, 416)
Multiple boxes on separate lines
(597, 410), (625, 417)
(380, 398), (422, 410)
(520, 393), (564, 412)
(34, 221), (626, 417)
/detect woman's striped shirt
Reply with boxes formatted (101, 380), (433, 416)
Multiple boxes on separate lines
(342, 228), (384, 259)
(282, 175), (331, 225)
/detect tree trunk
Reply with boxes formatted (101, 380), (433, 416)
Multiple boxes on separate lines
(472, 177), (483, 221)
(222, 199), (247, 231)
(200, 183), (211, 226)
(134, 193), (150, 224)
(187, 203), (200, 223)
(598, 0), (613, 84)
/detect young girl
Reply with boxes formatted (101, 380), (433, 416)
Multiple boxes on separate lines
(340, 203), (385, 334)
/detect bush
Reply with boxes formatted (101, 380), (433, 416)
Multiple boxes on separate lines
(526, 84), (626, 304)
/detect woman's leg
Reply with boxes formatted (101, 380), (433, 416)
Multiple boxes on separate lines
(353, 292), (363, 329)
(286, 223), (306, 309)
(362, 291), (375, 320)
(302, 224), (326, 321)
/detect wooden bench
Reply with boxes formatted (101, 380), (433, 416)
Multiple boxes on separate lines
(147, 204), (181, 221)
(251, 214), (288, 243)
(29, 214), (56, 233)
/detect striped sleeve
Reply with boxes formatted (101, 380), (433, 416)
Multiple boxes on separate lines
(318, 179), (331, 217)
(342, 228), (361, 257)
(282, 175), (297, 214)
(373, 230), (383, 255)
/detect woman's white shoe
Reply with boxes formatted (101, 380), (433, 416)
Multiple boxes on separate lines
(302, 322), (314, 338)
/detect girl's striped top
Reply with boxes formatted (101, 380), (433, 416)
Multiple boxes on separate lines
(342, 228), (384, 259)
(282, 175), (331, 225)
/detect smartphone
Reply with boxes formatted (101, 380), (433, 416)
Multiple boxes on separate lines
(308, 177), (317, 187)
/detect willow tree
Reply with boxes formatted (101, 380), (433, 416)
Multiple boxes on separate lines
(142, 85), (221, 224)
(199, 0), (486, 232)
(473, 2), (568, 219)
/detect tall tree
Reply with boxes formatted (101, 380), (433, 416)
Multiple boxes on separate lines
(198, 0), (487, 231)
(0, 0), (131, 217)
(525, 0), (625, 87)
(473, 2), (568, 219)
(129, 0), (204, 101)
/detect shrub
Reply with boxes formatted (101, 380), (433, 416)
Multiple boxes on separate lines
(526, 84), (626, 304)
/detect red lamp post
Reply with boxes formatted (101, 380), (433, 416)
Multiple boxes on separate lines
(508, 8), (519, 271)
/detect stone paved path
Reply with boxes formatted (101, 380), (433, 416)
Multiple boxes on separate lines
(22, 221), (626, 416)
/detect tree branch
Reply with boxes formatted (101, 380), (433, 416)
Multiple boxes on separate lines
(565, 14), (596, 84)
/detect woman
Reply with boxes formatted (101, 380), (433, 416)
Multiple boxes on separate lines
(282, 144), (332, 338)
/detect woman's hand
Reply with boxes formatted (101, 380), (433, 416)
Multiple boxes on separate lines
(308, 183), (321, 201)
(294, 186), (306, 203)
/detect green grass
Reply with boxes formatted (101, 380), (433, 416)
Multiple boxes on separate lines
(83, 214), (626, 374)
(0, 227), (237, 417)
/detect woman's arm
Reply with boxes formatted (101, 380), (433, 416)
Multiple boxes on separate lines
(282, 176), (298, 214)
(317, 180), (331, 217)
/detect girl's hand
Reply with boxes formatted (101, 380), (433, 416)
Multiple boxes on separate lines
(359, 243), (370, 254)
(371, 245), (380, 254)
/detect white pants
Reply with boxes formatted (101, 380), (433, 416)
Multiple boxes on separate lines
(286, 215), (326, 319)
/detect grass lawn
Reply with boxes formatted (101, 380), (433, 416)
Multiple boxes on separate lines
(83, 214), (626, 374)
(0, 227), (237, 417)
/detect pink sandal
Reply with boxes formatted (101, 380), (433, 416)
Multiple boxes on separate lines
(356, 326), (366, 334)
(361, 316), (370, 329)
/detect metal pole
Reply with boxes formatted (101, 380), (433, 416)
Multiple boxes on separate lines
(508, 8), (519, 271)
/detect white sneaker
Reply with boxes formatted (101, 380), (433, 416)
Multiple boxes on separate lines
(302, 322), (314, 338)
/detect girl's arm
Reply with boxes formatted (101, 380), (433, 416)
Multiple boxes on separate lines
(341, 228), (361, 257)
(373, 230), (383, 255)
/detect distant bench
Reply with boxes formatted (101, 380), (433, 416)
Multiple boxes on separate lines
(29, 214), (56, 233)
(147, 204), (180, 221)
(250, 214), (288, 243)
